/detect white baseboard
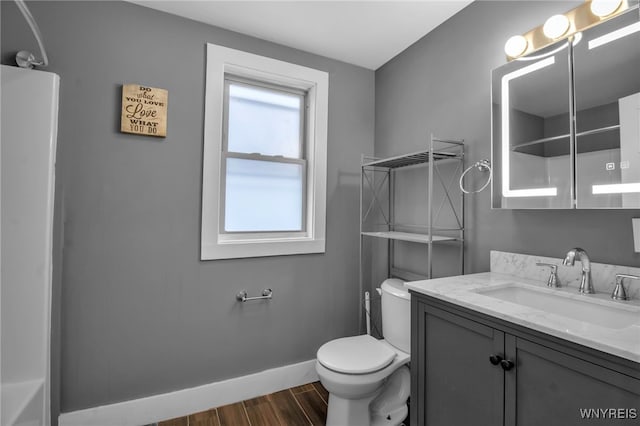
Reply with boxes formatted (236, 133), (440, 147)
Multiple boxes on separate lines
(59, 359), (318, 426)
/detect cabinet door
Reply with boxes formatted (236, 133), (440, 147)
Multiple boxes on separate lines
(573, 9), (640, 208)
(491, 42), (573, 209)
(416, 303), (505, 426)
(505, 336), (640, 426)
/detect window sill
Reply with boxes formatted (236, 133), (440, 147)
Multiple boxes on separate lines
(201, 238), (325, 260)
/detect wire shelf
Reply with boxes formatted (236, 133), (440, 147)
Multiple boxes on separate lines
(362, 150), (461, 169)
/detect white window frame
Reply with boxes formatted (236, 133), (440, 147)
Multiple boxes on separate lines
(202, 43), (328, 260)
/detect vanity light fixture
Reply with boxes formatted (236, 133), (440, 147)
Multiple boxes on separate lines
(504, 0), (631, 60)
(512, 33), (582, 62)
(590, 0), (624, 17)
(543, 14), (571, 39)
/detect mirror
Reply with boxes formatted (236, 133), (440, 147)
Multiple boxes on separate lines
(491, 42), (573, 209)
(574, 9), (640, 208)
(492, 7), (640, 209)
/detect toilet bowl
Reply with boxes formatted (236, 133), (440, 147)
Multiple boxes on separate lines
(316, 279), (411, 426)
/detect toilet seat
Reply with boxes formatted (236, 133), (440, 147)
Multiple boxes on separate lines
(317, 334), (396, 374)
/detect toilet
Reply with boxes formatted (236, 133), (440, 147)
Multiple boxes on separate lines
(316, 279), (411, 426)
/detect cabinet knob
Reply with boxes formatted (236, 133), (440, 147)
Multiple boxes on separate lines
(500, 359), (515, 371)
(489, 354), (503, 365)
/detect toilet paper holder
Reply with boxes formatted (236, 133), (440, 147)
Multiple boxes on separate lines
(236, 288), (273, 302)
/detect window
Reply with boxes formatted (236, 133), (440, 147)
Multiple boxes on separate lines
(202, 43), (328, 260)
(222, 78), (306, 233)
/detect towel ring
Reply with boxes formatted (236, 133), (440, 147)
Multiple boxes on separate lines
(459, 159), (492, 194)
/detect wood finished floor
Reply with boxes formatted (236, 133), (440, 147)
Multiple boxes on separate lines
(158, 381), (328, 426)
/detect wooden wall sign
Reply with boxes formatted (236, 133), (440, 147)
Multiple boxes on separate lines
(121, 84), (168, 137)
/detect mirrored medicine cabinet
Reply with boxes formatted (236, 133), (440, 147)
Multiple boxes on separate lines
(492, 6), (640, 209)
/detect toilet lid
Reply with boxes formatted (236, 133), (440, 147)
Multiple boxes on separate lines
(317, 335), (396, 374)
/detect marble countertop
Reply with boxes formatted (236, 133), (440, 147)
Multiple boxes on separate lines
(406, 272), (640, 363)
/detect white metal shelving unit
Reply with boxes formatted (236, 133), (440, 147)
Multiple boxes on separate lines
(359, 135), (464, 327)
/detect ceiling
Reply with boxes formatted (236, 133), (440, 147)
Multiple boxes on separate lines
(128, 1), (473, 70)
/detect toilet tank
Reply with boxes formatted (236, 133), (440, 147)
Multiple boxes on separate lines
(380, 279), (411, 354)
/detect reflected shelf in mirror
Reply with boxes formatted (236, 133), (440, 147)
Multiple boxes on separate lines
(511, 124), (621, 153)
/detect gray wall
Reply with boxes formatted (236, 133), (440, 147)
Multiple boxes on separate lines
(1, 0), (374, 416)
(375, 0), (640, 274)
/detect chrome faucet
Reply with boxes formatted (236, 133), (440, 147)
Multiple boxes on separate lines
(562, 248), (595, 294)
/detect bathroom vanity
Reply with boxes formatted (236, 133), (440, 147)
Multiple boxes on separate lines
(407, 252), (640, 426)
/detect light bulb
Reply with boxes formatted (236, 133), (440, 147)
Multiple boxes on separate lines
(504, 35), (529, 58)
(590, 0), (623, 17)
(543, 14), (570, 39)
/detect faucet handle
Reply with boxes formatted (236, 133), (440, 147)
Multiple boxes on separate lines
(611, 273), (639, 301)
(536, 262), (559, 287)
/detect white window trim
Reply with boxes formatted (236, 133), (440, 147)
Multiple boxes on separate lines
(202, 43), (328, 260)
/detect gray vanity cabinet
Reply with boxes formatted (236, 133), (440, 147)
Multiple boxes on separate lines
(411, 293), (640, 426)
(413, 303), (505, 425)
(508, 337), (640, 426)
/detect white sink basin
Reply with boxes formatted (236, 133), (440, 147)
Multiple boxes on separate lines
(475, 283), (640, 329)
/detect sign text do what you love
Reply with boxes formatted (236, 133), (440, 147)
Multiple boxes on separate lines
(121, 84), (168, 137)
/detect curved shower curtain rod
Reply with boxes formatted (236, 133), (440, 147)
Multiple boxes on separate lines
(14, 0), (49, 68)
